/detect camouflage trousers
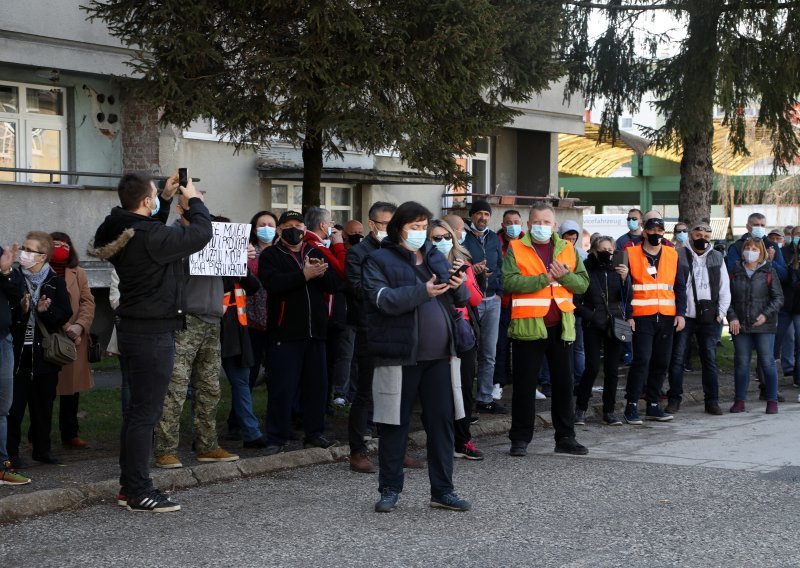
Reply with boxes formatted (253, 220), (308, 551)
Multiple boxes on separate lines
(154, 315), (221, 456)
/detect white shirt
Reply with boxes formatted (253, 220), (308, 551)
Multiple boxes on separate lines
(685, 246), (731, 320)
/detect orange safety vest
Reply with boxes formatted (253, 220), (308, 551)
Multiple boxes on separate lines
(223, 283), (248, 326)
(509, 239), (576, 320)
(629, 244), (678, 317)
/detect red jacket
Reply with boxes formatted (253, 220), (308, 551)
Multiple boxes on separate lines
(304, 232), (347, 280)
(499, 229), (525, 308)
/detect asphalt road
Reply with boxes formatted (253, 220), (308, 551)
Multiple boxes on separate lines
(3, 403), (800, 568)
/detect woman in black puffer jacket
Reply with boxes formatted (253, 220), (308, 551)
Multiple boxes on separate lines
(728, 237), (783, 414)
(574, 236), (632, 426)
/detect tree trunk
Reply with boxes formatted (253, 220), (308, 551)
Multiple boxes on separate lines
(302, 124), (323, 212)
(678, 3), (719, 224)
(679, 128), (714, 224)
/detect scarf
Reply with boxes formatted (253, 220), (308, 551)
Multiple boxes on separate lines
(22, 265), (51, 336)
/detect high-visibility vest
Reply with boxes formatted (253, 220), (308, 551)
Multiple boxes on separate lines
(223, 283), (248, 326)
(629, 244), (678, 317)
(509, 239), (576, 320)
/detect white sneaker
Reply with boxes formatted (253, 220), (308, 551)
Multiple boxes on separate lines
(333, 397), (347, 406)
(492, 384), (503, 400)
(535, 389), (546, 400)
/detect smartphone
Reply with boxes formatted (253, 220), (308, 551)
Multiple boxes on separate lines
(612, 250), (628, 268)
(457, 264), (470, 274)
(178, 167), (188, 189)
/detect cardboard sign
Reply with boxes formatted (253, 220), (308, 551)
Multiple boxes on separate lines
(189, 222), (251, 277)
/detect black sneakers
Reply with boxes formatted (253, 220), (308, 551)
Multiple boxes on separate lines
(509, 441), (528, 457)
(126, 490), (181, 513)
(303, 436), (337, 449)
(430, 492), (472, 511)
(554, 437), (588, 456)
(574, 409), (586, 425)
(475, 401), (508, 415)
(645, 403), (674, 422)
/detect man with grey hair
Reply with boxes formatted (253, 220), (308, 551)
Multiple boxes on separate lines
(725, 212), (788, 282)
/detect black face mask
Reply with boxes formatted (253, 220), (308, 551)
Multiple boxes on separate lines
(281, 227), (304, 246)
(597, 250), (613, 265)
(693, 238), (710, 251)
(347, 234), (364, 246)
(646, 233), (663, 246)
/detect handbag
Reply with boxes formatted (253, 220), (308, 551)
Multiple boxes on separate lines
(601, 276), (632, 342)
(88, 333), (102, 363)
(36, 318), (78, 366)
(452, 310), (476, 355)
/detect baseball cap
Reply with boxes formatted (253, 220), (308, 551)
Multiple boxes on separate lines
(277, 211), (304, 225)
(643, 218), (665, 229)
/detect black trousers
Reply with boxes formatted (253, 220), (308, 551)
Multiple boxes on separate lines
(575, 327), (623, 413)
(117, 330), (176, 498)
(378, 359), (455, 498)
(454, 347), (476, 449)
(509, 326), (576, 443)
(59, 392), (80, 441)
(348, 329), (375, 454)
(8, 346), (58, 458)
(625, 316), (675, 404)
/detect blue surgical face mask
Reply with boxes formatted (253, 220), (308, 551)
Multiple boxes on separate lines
(530, 224), (552, 242)
(627, 219), (640, 231)
(256, 226), (276, 243)
(751, 226), (766, 239)
(676, 231), (688, 243)
(434, 239), (453, 256)
(471, 221), (488, 234)
(793, 236), (800, 246)
(150, 195), (160, 217)
(458, 231), (467, 244)
(403, 230), (427, 251)
(506, 224), (522, 239)
(326, 225), (333, 237)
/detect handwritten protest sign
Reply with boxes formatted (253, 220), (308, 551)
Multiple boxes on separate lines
(189, 222), (251, 277)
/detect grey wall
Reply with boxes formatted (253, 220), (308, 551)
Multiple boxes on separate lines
(516, 131), (554, 197)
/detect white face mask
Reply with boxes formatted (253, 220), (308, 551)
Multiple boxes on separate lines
(743, 250), (760, 264)
(376, 230), (388, 240)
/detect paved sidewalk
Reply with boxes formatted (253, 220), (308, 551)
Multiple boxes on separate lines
(1, 365), (793, 523)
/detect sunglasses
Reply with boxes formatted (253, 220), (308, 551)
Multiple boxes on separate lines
(626, 217), (640, 222)
(431, 234), (453, 243)
(692, 226), (712, 233)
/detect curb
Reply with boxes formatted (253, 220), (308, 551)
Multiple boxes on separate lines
(0, 380), (774, 523)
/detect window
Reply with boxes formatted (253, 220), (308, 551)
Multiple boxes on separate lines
(271, 181), (354, 225)
(467, 137), (491, 194)
(619, 117), (633, 129)
(0, 81), (68, 183)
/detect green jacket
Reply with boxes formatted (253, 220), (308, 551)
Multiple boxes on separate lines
(501, 232), (589, 341)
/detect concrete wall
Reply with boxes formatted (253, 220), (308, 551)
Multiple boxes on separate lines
(159, 133), (266, 224)
(507, 79), (584, 136)
(1, 0), (134, 76)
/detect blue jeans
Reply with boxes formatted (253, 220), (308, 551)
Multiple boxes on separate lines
(475, 295), (501, 404)
(733, 332), (777, 402)
(222, 356), (263, 442)
(573, 317), (585, 381)
(668, 318), (719, 404)
(0, 334), (13, 463)
(776, 311), (795, 374)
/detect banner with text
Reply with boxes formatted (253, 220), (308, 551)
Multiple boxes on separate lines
(189, 222), (251, 277)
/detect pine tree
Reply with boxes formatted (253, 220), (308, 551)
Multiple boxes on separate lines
(86, 0), (563, 210)
(561, 0), (800, 223)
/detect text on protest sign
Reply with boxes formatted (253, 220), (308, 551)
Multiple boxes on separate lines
(189, 222), (251, 277)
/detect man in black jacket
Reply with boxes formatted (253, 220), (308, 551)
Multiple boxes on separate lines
(258, 211), (340, 455)
(463, 199), (505, 414)
(345, 201), (395, 473)
(90, 172), (212, 513)
(0, 243), (29, 484)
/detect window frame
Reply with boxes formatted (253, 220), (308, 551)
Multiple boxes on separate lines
(270, 180), (354, 225)
(0, 80), (68, 184)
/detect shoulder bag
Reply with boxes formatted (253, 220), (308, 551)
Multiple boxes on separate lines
(601, 273), (632, 342)
(36, 318), (78, 366)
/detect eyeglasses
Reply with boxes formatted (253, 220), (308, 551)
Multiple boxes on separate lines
(431, 234), (453, 242)
(369, 219), (389, 228)
(675, 230), (688, 234)
(53, 241), (71, 250)
(692, 225), (712, 233)
(19, 246), (46, 255)
(626, 217), (640, 222)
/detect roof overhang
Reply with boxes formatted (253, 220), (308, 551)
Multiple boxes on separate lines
(257, 166), (443, 185)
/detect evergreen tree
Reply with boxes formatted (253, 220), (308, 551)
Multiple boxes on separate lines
(562, 1), (800, 223)
(87, 0), (563, 210)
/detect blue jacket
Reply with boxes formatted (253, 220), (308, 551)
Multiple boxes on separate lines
(361, 240), (470, 366)
(463, 227), (503, 297)
(725, 234), (788, 283)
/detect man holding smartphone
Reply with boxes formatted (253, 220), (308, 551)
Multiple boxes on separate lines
(90, 171), (212, 512)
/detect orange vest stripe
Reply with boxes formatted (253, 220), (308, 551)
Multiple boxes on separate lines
(223, 283), (248, 326)
(509, 239), (577, 320)
(628, 245), (678, 317)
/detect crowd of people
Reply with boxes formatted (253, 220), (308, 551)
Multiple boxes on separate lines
(0, 173), (795, 514)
